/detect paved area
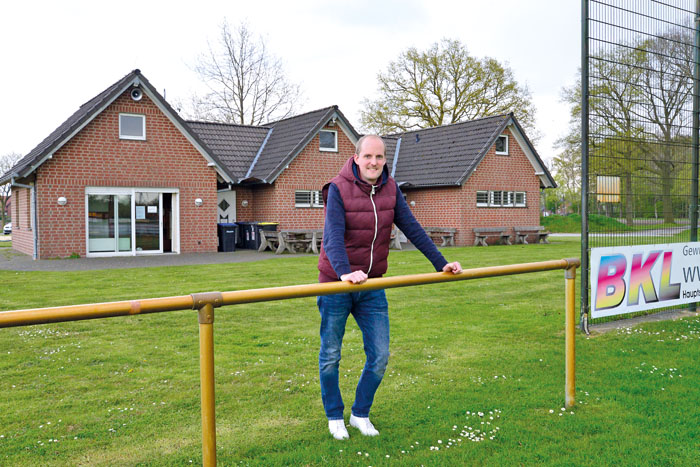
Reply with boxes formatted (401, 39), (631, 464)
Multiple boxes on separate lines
(0, 246), (311, 272)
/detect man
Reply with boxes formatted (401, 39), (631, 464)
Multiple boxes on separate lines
(317, 134), (462, 440)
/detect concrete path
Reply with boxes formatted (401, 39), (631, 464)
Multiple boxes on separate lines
(0, 247), (311, 272)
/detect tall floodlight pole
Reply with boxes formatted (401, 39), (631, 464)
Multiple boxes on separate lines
(690, 0), (699, 312)
(580, 0), (590, 333)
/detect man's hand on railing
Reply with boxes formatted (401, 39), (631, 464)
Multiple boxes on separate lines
(442, 262), (463, 274)
(340, 270), (369, 284)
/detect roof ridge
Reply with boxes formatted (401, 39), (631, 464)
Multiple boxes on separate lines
(384, 113), (510, 137)
(265, 105), (337, 125)
(187, 120), (271, 130)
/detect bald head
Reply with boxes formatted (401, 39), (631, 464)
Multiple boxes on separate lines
(355, 135), (385, 157)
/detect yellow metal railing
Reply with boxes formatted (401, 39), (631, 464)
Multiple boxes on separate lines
(0, 258), (580, 466)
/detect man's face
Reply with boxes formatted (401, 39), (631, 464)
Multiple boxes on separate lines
(353, 137), (386, 185)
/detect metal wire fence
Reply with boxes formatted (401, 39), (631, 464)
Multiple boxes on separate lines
(582, 0), (700, 326)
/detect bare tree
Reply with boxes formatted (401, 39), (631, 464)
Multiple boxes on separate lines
(0, 152), (23, 226)
(187, 21), (302, 125)
(361, 39), (537, 137)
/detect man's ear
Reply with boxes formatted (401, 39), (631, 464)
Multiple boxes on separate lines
(353, 153), (360, 163)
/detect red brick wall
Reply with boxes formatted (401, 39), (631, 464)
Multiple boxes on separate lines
(10, 187), (34, 256)
(31, 90), (218, 258)
(405, 128), (542, 246)
(236, 126), (355, 229)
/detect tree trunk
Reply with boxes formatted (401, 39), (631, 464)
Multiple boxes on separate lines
(624, 171), (634, 226)
(661, 164), (674, 224)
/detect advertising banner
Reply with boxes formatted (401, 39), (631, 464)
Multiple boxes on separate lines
(591, 242), (700, 318)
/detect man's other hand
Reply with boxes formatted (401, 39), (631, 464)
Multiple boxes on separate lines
(340, 270), (369, 284)
(442, 262), (462, 274)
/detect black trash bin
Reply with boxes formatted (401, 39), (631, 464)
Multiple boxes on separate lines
(235, 222), (279, 249)
(235, 222), (256, 249)
(217, 223), (238, 252)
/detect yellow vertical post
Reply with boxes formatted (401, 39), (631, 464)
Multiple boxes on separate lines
(198, 303), (217, 467)
(565, 266), (577, 408)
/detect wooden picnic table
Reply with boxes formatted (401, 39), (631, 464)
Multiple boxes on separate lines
(281, 229), (323, 254)
(424, 227), (457, 247)
(473, 227), (512, 247)
(258, 230), (286, 254)
(259, 229), (323, 254)
(513, 226), (550, 244)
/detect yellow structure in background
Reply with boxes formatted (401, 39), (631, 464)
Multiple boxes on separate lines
(596, 175), (621, 203)
(0, 258), (580, 467)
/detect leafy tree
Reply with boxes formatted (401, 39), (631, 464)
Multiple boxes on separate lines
(361, 39), (536, 136)
(0, 152), (23, 226)
(634, 30), (694, 223)
(187, 21), (302, 125)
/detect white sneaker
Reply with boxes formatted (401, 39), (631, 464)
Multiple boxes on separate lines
(328, 419), (349, 440)
(350, 414), (379, 436)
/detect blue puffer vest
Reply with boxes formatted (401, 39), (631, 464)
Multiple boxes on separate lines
(318, 156), (397, 281)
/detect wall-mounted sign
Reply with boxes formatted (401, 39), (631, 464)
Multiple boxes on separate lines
(591, 242), (700, 318)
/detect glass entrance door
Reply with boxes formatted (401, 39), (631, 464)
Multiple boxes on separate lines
(88, 194), (132, 254)
(135, 192), (161, 253)
(86, 189), (176, 256)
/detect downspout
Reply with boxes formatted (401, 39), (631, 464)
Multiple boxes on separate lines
(10, 176), (38, 260)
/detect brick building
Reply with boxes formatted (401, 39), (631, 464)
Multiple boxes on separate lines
(0, 70), (554, 259)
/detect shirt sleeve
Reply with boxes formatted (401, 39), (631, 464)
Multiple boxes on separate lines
(322, 183), (352, 278)
(393, 183), (448, 272)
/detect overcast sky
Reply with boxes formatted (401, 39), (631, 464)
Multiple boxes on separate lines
(0, 0), (580, 165)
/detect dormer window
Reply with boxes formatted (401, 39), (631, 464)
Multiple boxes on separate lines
(495, 135), (508, 155)
(119, 114), (146, 140)
(319, 130), (338, 152)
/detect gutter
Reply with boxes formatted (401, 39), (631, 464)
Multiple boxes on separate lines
(391, 137), (402, 178)
(243, 128), (274, 181)
(10, 176), (38, 260)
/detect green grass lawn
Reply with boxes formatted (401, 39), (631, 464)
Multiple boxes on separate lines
(542, 213), (696, 234)
(1, 237), (699, 465)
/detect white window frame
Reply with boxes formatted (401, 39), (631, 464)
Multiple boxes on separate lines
(295, 190), (323, 208)
(495, 135), (509, 155)
(319, 130), (338, 152)
(476, 190), (527, 208)
(476, 191), (489, 207)
(85, 187), (179, 257)
(119, 113), (146, 140)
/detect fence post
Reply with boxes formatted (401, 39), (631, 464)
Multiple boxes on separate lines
(193, 293), (223, 467)
(565, 266), (577, 408)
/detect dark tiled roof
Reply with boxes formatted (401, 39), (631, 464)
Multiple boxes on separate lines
(248, 106), (360, 183)
(0, 69), (235, 185)
(387, 114), (508, 187)
(187, 121), (270, 180)
(0, 71), (137, 184)
(386, 114), (555, 188)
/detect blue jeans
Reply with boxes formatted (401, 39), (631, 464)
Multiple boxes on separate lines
(317, 289), (389, 420)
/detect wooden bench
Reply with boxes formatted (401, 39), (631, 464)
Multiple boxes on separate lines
(279, 229), (323, 254)
(424, 227), (457, 247)
(513, 226), (550, 244)
(390, 226), (402, 250)
(473, 227), (511, 247)
(258, 230), (286, 254)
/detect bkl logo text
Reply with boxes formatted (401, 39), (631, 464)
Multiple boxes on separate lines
(596, 250), (681, 310)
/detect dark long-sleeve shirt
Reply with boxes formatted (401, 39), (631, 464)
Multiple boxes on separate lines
(323, 181), (448, 278)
